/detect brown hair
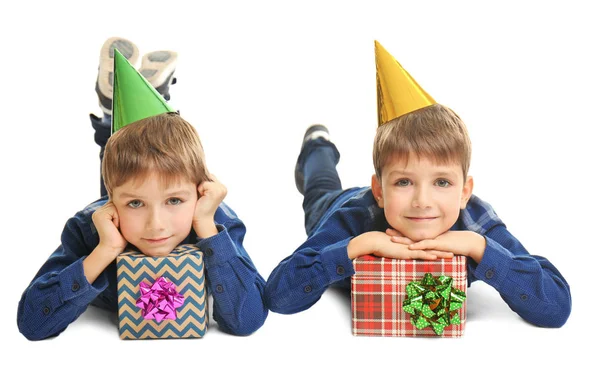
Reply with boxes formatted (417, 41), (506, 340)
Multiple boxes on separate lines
(373, 104), (471, 180)
(102, 112), (210, 195)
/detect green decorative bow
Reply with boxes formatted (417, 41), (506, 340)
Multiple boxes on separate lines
(402, 273), (466, 335)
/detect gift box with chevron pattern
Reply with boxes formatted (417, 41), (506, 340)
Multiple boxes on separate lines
(116, 244), (208, 340)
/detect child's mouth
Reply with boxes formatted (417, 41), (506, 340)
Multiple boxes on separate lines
(406, 217), (437, 222)
(144, 236), (171, 244)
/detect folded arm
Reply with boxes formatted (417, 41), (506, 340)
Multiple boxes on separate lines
(17, 214), (108, 340)
(196, 204), (269, 335)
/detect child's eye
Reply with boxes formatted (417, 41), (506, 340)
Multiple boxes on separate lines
(128, 200), (143, 208)
(167, 198), (182, 206)
(395, 179), (412, 187)
(435, 179), (451, 188)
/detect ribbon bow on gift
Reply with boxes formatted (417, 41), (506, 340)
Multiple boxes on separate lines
(136, 277), (185, 322)
(402, 273), (466, 335)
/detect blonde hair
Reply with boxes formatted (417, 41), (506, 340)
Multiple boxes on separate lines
(373, 104), (471, 180)
(102, 112), (210, 195)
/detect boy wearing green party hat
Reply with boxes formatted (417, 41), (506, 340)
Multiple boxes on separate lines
(265, 41), (571, 328)
(17, 38), (268, 340)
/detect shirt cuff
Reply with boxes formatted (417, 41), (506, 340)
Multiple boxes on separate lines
(195, 224), (238, 268)
(321, 237), (355, 283)
(58, 258), (109, 306)
(195, 224), (241, 317)
(472, 237), (511, 290)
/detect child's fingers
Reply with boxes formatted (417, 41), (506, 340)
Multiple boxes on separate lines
(413, 250), (437, 260)
(104, 204), (120, 228)
(408, 240), (435, 250)
(198, 181), (214, 196)
(112, 211), (120, 228)
(385, 228), (403, 237)
(429, 250), (454, 259)
(390, 236), (414, 245)
(199, 182), (226, 199)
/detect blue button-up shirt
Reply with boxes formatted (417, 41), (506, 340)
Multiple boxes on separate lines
(265, 187), (571, 328)
(17, 197), (268, 340)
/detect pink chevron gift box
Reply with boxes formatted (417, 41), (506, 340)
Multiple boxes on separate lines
(116, 245), (208, 340)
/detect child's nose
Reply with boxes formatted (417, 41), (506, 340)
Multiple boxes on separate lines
(146, 207), (165, 230)
(412, 186), (432, 208)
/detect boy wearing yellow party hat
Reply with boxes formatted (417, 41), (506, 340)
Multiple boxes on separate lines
(265, 41), (571, 328)
(17, 38), (268, 340)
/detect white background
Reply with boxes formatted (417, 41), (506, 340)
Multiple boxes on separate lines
(1, 0), (597, 389)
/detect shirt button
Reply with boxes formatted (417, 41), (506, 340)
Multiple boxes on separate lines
(216, 284), (224, 293)
(71, 282), (80, 292)
(336, 266), (345, 275)
(520, 294), (528, 301)
(205, 248), (214, 256)
(42, 306), (50, 315)
(485, 269), (495, 279)
(304, 285), (312, 293)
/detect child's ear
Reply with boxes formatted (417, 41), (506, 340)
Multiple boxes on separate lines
(371, 174), (384, 208)
(460, 176), (474, 209)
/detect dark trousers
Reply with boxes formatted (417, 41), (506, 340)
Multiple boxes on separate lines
(296, 138), (346, 236)
(90, 114), (111, 197)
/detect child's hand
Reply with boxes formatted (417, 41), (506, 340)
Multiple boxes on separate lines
(385, 228), (414, 244)
(397, 231), (486, 263)
(92, 201), (128, 258)
(348, 231), (453, 260)
(385, 228), (454, 259)
(193, 174), (227, 238)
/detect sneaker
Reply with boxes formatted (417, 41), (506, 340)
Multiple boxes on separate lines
(95, 37), (140, 115)
(139, 50), (178, 101)
(295, 124), (330, 195)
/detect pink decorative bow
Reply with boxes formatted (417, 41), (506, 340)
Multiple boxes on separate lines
(136, 277), (185, 321)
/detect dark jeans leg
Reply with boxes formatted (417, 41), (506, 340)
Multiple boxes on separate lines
(90, 113), (111, 198)
(296, 138), (345, 235)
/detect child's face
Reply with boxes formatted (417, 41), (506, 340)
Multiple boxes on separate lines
(372, 154), (473, 242)
(111, 173), (198, 256)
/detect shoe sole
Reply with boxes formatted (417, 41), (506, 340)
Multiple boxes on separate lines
(97, 37), (139, 114)
(139, 50), (178, 89)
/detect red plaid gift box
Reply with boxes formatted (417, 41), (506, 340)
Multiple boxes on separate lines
(351, 255), (467, 337)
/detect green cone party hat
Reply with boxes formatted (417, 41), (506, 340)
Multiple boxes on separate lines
(112, 49), (176, 134)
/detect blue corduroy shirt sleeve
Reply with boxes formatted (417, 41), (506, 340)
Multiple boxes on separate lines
(462, 195), (571, 328)
(265, 208), (363, 314)
(17, 210), (108, 340)
(194, 203), (268, 336)
(471, 224), (571, 327)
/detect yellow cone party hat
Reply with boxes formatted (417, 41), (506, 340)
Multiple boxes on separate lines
(375, 40), (436, 126)
(112, 49), (176, 134)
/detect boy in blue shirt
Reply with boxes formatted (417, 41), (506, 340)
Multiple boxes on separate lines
(17, 38), (268, 340)
(265, 41), (571, 328)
